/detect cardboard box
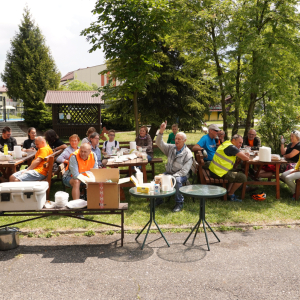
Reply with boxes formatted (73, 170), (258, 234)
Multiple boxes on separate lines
(87, 168), (130, 209)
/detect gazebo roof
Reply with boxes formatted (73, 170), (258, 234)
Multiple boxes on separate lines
(44, 91), (104, 104)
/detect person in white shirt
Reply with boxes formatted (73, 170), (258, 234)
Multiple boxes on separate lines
(102, 129), (120, 166)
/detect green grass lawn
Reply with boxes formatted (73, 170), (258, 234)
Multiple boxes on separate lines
(2, 146), (300, 231)
(113, 128), (245, 145)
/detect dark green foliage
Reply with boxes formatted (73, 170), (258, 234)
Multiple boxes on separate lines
(101, 109), (134, 131)
(81, 0), (171, 135)
(102, 46), (215, 138)
(1, 7), (60, 129)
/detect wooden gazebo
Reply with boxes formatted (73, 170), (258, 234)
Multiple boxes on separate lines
(44, 91), (104, 139)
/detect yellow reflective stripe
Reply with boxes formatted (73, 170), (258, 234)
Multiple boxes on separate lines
(214, 152), (234, 166)
(211, 159), (230, 172)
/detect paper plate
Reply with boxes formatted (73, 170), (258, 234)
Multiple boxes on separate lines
(66, 199), (87, 209)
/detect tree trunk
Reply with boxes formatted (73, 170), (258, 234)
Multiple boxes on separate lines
(232, 54), (241, 136)
(244, 93), (257, 137)
(133, 90), (139, 137)
(211, 26), (228, 140)
(148, 123), (159, 141)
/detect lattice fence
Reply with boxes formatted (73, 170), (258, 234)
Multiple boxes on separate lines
(56, 104), (99, 124)
(52, 104), (101, 139)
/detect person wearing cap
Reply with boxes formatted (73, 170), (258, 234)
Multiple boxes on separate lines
(209, 134), (250, 202)
(192, 124), (220, 165)
(242, 129), (261, 150)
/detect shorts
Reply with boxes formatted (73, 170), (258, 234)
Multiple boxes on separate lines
(62, 175), (86, 188)
(13, 170), (46, 182)
(210, 170), (246, 183)
(62, 174), (72, 188)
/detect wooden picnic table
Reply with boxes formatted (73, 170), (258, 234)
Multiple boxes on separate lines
(0, 150), (37, 177)
(106, 157), (148, 201)
(241, 156), (287, 200)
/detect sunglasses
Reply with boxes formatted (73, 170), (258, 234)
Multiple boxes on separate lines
(212, 129), (219, 132)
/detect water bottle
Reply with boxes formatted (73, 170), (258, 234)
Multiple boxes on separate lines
(3, 144), (8, 155)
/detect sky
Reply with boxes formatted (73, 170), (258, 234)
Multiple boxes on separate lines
(0, 0), (105, 86)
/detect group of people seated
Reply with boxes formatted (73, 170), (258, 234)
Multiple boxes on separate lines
(190, 124), (300, 201)
(1, 120), (299, 210)
(0, 126), (120, 200)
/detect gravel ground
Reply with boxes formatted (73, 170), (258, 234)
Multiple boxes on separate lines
(0, 228), (300, 299)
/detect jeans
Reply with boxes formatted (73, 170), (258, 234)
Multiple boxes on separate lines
(163, 172), (187, 204)
(280, 169), (300, 194)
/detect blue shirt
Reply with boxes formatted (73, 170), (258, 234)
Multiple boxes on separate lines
(175, 145), (186, 156)
(91, 144), (102, 167)
(56, 146), (79, 164)
(197, 134), (216, 161)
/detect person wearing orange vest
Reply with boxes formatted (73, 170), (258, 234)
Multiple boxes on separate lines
(63, 143), (98, 199)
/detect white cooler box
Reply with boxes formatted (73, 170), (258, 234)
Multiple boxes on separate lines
(0, 181), (49, 211)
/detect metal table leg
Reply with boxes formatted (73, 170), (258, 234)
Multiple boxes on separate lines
(136, 198), (170, 250)
(183, 197), (220, 251)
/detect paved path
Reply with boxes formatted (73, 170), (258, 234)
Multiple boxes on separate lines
(0, 228), (300, 299)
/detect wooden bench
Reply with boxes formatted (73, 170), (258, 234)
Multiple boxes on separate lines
(43, 149), (63, 198)
(196, 151), (228, 200)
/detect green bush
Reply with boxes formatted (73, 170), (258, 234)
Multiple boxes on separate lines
(257, 101), (300, 154)
(23, 101), (52, 130)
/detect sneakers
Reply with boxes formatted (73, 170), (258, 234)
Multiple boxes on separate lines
(172, 203), (183, 212)
(229, 194), (242, 202)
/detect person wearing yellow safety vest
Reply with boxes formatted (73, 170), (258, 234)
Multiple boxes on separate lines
(63, 143), (98, 200)
(209, 134), (250, 202)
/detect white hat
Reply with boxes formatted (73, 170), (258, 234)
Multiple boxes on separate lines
(208, 124), (220, 131)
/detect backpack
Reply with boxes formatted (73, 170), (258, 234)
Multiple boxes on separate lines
(104, 140), (117, 148)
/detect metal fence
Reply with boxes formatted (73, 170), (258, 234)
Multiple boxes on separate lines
(0, 96), (24, 122)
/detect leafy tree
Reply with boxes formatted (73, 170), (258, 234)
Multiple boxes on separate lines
(170, 0), (300, 138)
(81, 0), (170, 136)
(170, 0), (232, 138)
(1, 7), (60, 129)
(103, 46), (216, 139)
(61, 79), (98, 91)
(257, 99), (300, 154)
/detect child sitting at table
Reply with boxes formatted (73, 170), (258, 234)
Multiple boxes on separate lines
(101, 129), (120, 166)
(167, 124), (178, 144)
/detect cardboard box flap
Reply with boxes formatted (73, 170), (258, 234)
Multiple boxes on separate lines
(90, 168), (119, 182)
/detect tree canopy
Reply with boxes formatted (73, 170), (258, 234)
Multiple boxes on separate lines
(81, 0), (170, 136)
(1, 7), (60, 129)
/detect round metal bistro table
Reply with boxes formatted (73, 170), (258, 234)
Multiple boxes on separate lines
(179, 185), (227, 251)
(129, 187), (176, 250)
